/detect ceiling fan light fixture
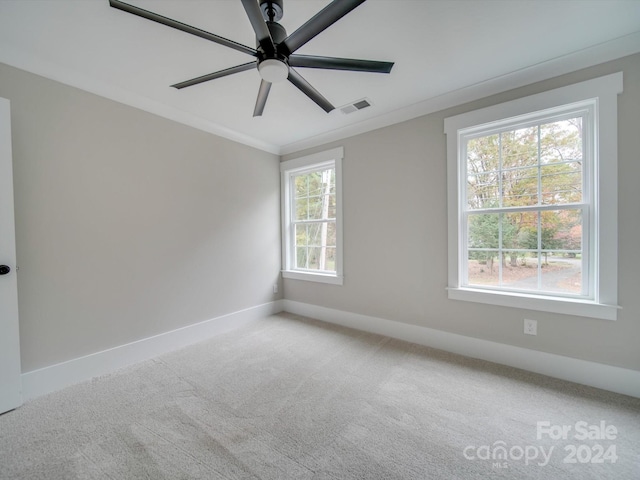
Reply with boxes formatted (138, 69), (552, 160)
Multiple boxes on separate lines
(258, 59), (289, 83)
(109, 0), (394, 115)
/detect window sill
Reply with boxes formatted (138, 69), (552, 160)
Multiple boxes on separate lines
(447, 287), (619, 321)
(282, 270), (343, 285)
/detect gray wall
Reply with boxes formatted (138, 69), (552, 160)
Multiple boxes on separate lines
(2, 52), (638, 376)
(283, 53), (640, 372)
(0, 63), (282, 372)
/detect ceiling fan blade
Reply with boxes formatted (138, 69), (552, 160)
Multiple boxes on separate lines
(241, 0), (276, 56)
(287, 69), (335, 113)
(289, 55), (394, 73)
(109, 0), (256, 57)
(282, 0), (367, 54)
(253, 80), (272, 117)
(171, 61), (257, 89)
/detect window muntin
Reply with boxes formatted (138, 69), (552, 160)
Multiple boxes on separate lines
(461, 111), (590, 298)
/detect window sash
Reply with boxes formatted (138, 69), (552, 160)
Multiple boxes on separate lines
(462, 112), (588, 211)
(459, 107), (594, 300)
(288, 165), (336, 274)
(462, 206), (588, 297)
(291, 218), (336, 273)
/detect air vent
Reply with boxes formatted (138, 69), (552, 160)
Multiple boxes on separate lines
(340, 98), (372, 114)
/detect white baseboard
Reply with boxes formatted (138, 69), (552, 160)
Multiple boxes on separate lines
(282, 300), (640, 398)
(22, 299), (639, 401)
(21, 300), (284, 401)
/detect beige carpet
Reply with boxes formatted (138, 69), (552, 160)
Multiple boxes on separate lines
(1, 312), (639, 479)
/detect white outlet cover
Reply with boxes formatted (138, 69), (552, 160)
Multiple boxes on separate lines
(524, 319), (537, 335)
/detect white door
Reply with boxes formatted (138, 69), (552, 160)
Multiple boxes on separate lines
(0, 97), (22, 414)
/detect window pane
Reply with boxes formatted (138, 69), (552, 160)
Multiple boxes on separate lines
(294, 197), (309, 221)
(307, 246), (321, 270)
(540, 251), (582, 294)
(307, 222), (322, 246)
(295, 174), (308, 198)
(541, 209), (582, 252)
(293, 167), (335, 221)
(311, 222), (336, 248)
(301, 245), (335, 272)
(306, 194), (335, 221)
(540, 118), (582, 164)
(307, 195), (324, 220)
(467, 250), (499, 286)
(468, 213), (499, 249)
(295, 223), (307, 246)
(294, 221), (336, 272)
(307, 171), (323, 196)
(328, 194), (336, 219)
(325, 222), (336, 248)
(502, 211), (538, 251)
(467, 134), (500, 175)
(296, 246), (308, 269)
(500, 253), (540, 291)
(501, 126), (538, 169)
(467, 172), (499, 209)
(323, 247), (336, 271)
(502, 167), (538, 207)
(541, 162), (582, 204)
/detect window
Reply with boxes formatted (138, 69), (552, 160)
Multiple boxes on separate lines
(445, 73), (622, 320)
(281, 147), (343, 284)
(464, 110), (588, 295)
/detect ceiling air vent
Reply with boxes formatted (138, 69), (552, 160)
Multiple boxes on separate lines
(340, 98), (372, 115)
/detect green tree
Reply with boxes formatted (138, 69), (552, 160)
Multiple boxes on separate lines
(294, 168), (336, 271)
(466, 118), (583, 267)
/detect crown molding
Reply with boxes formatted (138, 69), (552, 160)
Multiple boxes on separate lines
(0, 44), (280, 155)
(279, 31), (640, 155)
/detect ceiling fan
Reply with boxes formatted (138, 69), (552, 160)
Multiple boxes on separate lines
(109, 0), (394, 116)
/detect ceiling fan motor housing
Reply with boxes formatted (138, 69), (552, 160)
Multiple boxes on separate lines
(264, 21), (287, 47)
(256, 20), (288, 78)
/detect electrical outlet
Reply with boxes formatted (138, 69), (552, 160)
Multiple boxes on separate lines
(273, 283), (278, 294)
(524, 319), (537, 336)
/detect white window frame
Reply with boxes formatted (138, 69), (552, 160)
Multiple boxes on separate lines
(444, 73), (622, 321)
(281, 147), (344, 285)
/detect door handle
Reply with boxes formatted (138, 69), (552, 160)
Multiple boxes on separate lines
(0, 265), (10, 275)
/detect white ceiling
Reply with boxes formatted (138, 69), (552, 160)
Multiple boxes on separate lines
(1, 0), (639, 154)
